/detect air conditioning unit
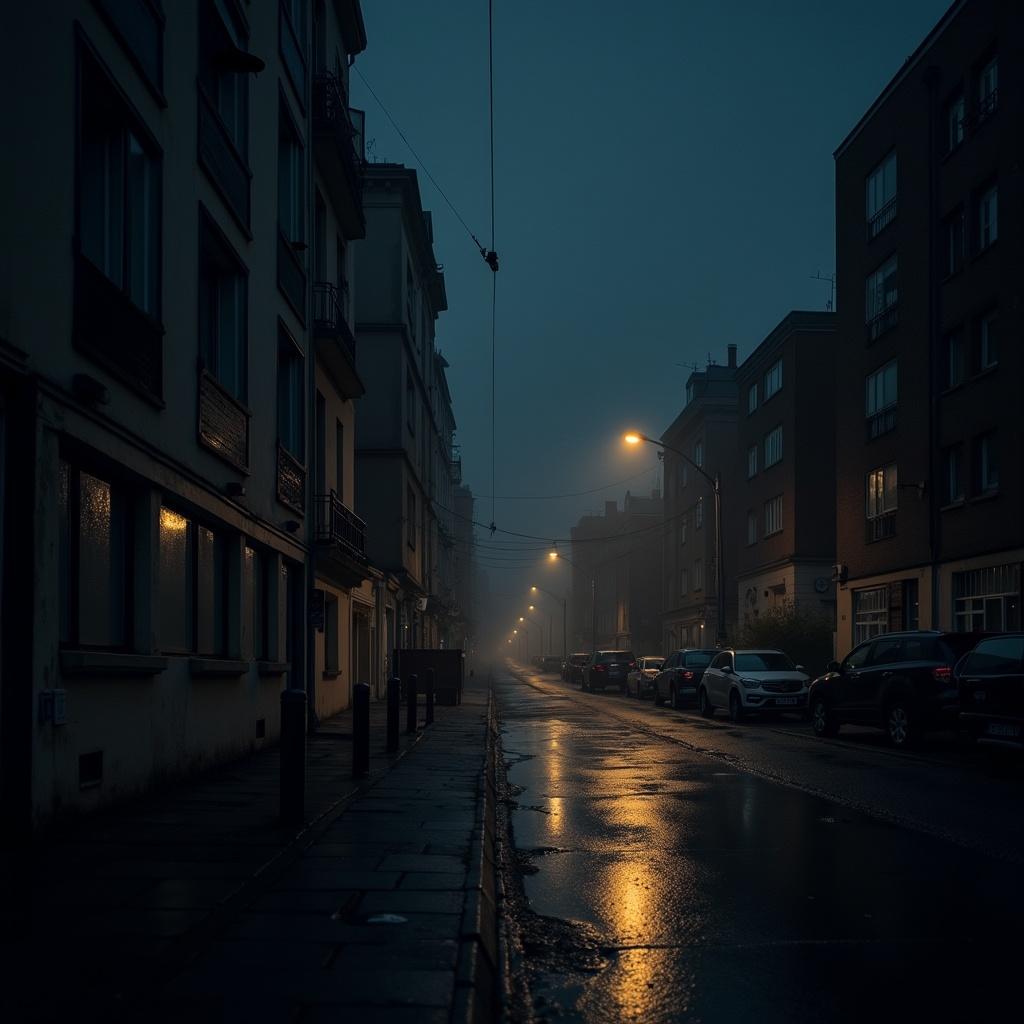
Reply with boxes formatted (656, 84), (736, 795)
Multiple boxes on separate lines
(831, 564), (848, 584)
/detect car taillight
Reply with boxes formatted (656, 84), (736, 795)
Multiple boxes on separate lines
(681, 669), (695, 681)
(595, 664), (606, 672)
(932, 666), (952, 682)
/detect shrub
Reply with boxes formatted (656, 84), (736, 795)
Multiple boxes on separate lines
(738, 601), (834, 677)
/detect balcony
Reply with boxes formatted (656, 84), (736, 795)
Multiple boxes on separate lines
(314, 490), (370, 586)
(198, 88), (251, 231)
(73, 252), (164, 403)
(866, 406), (897, 441)
(313, 281), (364, 399)
(866, 304), (898, 343)
(276, 442), (305, 514)
(198, 371), (250, 471)
(867, 196), (896, 240)
(312, 73), (365, 239)
(866, 512), (896, 543)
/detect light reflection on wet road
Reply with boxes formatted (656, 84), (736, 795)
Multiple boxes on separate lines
(498, 666), (1021, 1023)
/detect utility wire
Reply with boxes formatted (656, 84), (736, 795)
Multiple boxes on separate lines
(473, 464), (659, 501)
(487, 0), (498, 535)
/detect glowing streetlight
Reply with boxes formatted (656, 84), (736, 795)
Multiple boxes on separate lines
(623, 432), (643, 445)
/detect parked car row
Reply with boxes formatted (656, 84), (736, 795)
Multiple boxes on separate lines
(547, 630), (1024, 752)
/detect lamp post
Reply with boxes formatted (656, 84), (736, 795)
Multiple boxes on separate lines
(530, 585), (567, 661)
(527, 603), (553, 655)
(518, 615), (543, 658)
(625, 431), (726, 647)
(549, 549), (596, 655)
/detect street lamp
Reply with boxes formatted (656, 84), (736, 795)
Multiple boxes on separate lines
(519, 613), (543, 657)
(530, 584), (567, 660)
(625, 430), (726, 646)
(549, 548), (597, 655)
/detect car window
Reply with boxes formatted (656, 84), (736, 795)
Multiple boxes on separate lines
(684, 652), (713, 669)
(961, 637), (1024, 675)
(843, 642), (873, 671)
(646, 659), (664, 670)
(735, 652), (794, 672)
(901, 637), (938, 662)
(869, 638), (902, 666)
(710, 652), (731, 670)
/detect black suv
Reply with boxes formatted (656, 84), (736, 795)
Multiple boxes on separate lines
(956, 633), (1024, 749)
(652, 649), (718, 709)
(583, 650), (636, 693)
(808, 630), (984, 747)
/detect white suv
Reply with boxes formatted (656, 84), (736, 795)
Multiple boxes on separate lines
(699, 648), (810, 722)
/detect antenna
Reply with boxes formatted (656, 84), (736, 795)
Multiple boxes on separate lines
(810, 270), (836, 311)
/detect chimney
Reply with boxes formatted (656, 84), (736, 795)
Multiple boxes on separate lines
(727, 344), (737, 368)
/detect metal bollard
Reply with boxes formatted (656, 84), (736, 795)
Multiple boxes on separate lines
(386, 676), (401, 752)
(280, 688), (307, 826)
(425, 667), (435, 725)
(353, 682), (370, 778)
(406, 673), (418, 734)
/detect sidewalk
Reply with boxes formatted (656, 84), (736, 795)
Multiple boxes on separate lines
(2, 679), (499, 1023)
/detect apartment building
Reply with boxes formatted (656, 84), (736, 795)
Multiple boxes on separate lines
(833, 0), (1022, 650)
(0, 1), (378, 830)
(661, 352), (739, 649)
(354, 164), (461, 653)
(734, 312), (837, 628)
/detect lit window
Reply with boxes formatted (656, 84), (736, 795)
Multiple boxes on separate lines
(763, 426), (783, 468)
(866, 464), (898, 519)
(763, 359), (782, 400)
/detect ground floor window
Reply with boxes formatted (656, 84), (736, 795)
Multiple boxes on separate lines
(853, 586), (888, 645)
(953, 564), (1020, 632)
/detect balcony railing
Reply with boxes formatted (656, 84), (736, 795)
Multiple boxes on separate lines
(312, 73), (365, 237)
(866, 406), (897, 441)
(315, 490), (367, 560)
(313, 282), (355, 358)
(866, 512), (896, 543)
(276, 443), (305, 514)
(867, 196), (897, 240)
(866, 303), (898, 343)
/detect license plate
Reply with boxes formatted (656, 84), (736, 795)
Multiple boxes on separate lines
(776, 697), (798, 706)
(986, 722), (1021, 738)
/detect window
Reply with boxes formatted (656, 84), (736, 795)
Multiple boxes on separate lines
(844, 640), (875, 670)
(945, 91), (965, 151)
(954, 564), (1019, 633)
(944, 445), (964, 505)
(407, 486), (417, 550)
(335, 419), (345, 502)
(79, 53), (161, 319)
(977, 56), (998, 120)
(746, 510), (757, 545)
(406, 372), (415, 435)
(278, 104), (304, 244)
(865, 360), (897, 438)
(242, 545), (267, 661)
(747, 384), (757, 414)
(694, 440), (703, 468)
(853, 587), (888, 645)
(978, 309), (998, 370)
(199, 0), (249, 155)
(58, 461), (130, 648)
(195, 525), (228, 656)
(764, 495), (782, 536)
(763, 425), (782, 468)
(974, 433), (998, 494)
(977, 185), (997, 251)
(279, 0), (308, 101)
(199, 211), (247, 401)
(693, 559), (703, 591)
(680, 568), (689, 596)
(277, 331), (304, 459)
(93, 0), (164, 97)
(943, 207), (964, 276)
(946, 330), (965, 389)
(747, 444), (758, 478)
(695, 497), (704, 530)
(865, 255), (898, 338)
(763, 359), (782, 400)
(678, 518), (687, 547)
(866, 464), (897, 540)
(866, 151), (897, 237)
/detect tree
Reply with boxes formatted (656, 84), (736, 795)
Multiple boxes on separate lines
(738, 601), (833, 677)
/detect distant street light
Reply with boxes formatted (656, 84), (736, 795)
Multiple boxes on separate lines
(624, 430), (726, 646)
(549, 548), (596, 654)
(530, 584), (566, 660)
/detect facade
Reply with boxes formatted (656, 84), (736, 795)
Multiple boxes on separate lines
(734, 312), (837, 630)
(451, 462), (477, 653)
(660, 351), (739, 650)
(833, 0), (1022, 652)
(0, 1), (379, 830)
(353, 164), (461, 657)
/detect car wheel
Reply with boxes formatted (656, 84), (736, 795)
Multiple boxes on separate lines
(729, 691), (744, 724)
(885, 700), (915, 748)
(698, 687), (714, 718)
(811, 697), (839, 737)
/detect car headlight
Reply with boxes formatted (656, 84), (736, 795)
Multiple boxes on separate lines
(739, 677), (762, 689)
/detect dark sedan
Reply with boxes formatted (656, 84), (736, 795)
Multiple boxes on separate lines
(957, 633), (1024, 749)
(652, 649), (718, 709)
(583, 650), (636, 693)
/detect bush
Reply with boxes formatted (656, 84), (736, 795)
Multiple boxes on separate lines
(738, 602), (834, 678)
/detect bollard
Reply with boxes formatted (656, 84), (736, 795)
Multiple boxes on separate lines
(386, 676), (401, 752)
(279, 688), (307, 826)
(406, 673), (418, 734)
(352, 682), (370, 778)
(425, 667), (436, 725)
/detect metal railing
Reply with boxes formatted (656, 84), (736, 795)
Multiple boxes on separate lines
(866, 512), (896, 543)
(866, 303), (898, 343)
(866, 406), (897, 440)
(312, 74), (362, 177)
(867, 196), (897, 239)
(312, 281), (356, 360)
(315, 490), (367, 558)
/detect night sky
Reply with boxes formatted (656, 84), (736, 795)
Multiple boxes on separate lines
(351, 0), (952, 620)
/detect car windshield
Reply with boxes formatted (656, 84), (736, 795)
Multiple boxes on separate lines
(645, 659), (664, 670)
(598, 651), (633, 663)
(734, 652), (795, 672)
(684, 652), (713, 668)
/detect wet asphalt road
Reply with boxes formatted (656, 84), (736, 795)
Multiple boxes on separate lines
(496, 664), (1023, 1023)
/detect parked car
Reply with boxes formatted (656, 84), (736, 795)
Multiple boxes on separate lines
(956, 633), (1024, 750)
(652, 649), (718, 708)
(540, 655), (563, 675)
(808, 630), (984, 747)
(626, 656), (665, 699)
(700, 649), (809, 722)
(583, 650), (636, 693)
(566, 653), (589, 685)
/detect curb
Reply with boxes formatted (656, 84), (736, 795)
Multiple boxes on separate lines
(451, 685), (504, 1023)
